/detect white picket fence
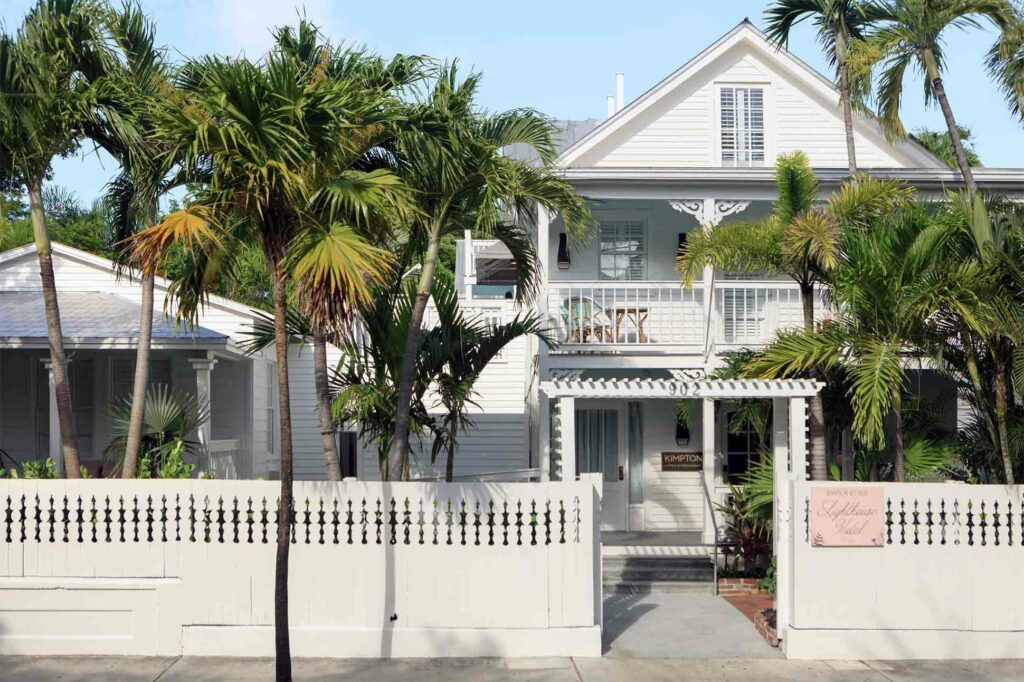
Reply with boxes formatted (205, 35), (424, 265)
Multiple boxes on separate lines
(782, 481), (1024, 660)
(0, 479), (601, 658)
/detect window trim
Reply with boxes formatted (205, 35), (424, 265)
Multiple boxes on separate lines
(715, 82), (771, 168)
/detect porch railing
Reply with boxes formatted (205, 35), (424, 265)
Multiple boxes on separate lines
(548, 281), (704, 347)
(548, 280), (811, 350)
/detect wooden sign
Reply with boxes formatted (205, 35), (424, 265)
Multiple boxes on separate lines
(661, 451), (703, 472)
(810, 486), (885, 547)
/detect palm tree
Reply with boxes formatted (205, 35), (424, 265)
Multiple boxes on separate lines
(679, 152), (907, 479)
(764, 0), (884, 174)
(273, 22), (422, 481)
(987, 13), (1024, 124)
(0, 0), (112, 478)
(126, 41), (395, 680)
(860, 0), (1020, 195)
(387, 64), (590, 481)
(911, 126), (982, 167)
(86, 4), (184, 478)
(747, 199), (980, 481)
(427, 277), (551, 481)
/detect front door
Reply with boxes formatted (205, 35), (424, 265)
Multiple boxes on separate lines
(576, 403), (627, 530)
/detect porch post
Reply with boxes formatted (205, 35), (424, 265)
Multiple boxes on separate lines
(539, 393), (551, 482)
(701, 397), (716, 544)
(559, 396), (576, 481)
(772, 396), (792, 645)
(463, 228), (475, 299)
(189, 356), (217, 471)
(41, 358), (67, 477)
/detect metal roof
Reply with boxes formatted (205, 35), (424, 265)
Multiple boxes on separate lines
(539, 377), (824, 399)
(0, 291), (227, 347)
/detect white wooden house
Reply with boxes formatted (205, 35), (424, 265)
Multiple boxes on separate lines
(458, 20), (1024, 540)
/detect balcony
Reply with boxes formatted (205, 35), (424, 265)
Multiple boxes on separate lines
(548, 280), (806, 353)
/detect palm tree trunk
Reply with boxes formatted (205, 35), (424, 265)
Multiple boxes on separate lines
(834, 29), (858, 176)
(27, 181), (80, 478)
(313, 333), (342, 481)
(924, 50), (977, 196)
(962, 334), (1001, 467)
(994, 354), (1016, 484)
(122, 268), (155, 478)
(445, 415), (457, 483)
(389, 227), (442, 481)
(801, 283), (827, 481)
(270, 267), (293, 680)
(892, 405), (905, 482)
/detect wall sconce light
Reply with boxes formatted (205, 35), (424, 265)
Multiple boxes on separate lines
(675, 422), (690, 447)
(678, 232), (688, 255)
(557, 233), (570, 269)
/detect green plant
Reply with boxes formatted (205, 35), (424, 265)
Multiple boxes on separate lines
(21, 457), (57, 479)
(105, 385), (208, 478)
(756, 557), (778, 595)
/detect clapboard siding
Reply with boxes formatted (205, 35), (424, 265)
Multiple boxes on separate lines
(582, 36), (933, 170)
(642, 400), (705, 532)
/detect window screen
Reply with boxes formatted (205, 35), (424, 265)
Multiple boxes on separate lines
(720, 87), (765, 167)
(599, 220), (646, 281)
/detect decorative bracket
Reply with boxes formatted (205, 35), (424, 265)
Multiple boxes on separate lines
(669, 199), (750, 226)
(550, 369), (584, 381)
(668, 368), (706, 381)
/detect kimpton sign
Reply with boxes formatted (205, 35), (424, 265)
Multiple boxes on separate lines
(809, 486), (885, 547)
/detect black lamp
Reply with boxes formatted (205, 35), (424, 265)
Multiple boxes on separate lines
(675, 421), (690, 447)
(557, 233), (570, 269)
(678, 232), (687, 255)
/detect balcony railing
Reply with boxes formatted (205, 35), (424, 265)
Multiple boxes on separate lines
(548, 282), (704, 348)
(548, 280), (808, 351)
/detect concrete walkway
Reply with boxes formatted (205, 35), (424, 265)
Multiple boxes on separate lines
(603, 592), (781, 658)
(3, 656), (1024, 681)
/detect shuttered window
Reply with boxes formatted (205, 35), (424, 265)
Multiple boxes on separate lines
(599, 220), (646, 281)
(720, 87), (764, 167)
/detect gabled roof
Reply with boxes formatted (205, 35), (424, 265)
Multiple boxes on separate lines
(557, 20), (943, 169)
(0, 242), (265, 321)
(0, 291), (227, 347)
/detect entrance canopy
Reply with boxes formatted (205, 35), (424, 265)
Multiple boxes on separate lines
(540, 377), (823, 400)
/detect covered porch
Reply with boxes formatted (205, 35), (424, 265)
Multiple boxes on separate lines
(0, 291), (253, 478)
(538, 376), (822, 545)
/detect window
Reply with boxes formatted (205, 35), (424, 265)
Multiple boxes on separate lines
(726, 410), (763, 485)
(720, 87), (764, 167)
(721, 288), (768, 343)
(265, 361), (278, 456)
(599, 220), (646, 281)
(576, 409), (619, 482)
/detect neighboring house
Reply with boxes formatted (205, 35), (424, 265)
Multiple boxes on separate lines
(455, 20), (1024, 540)
(0, 241), (530, 483)
(0, 242), (287, 479)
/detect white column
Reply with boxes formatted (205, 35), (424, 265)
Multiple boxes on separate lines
(41, 358), (67, 477)
(537, 205), (551, 319)
(772, 396), (792, 644)
(189, 356), (217, 470)
(539, 393), (551, 482)
(789, 397), (807, 482)
(701, 397), (716, 544)
(463, 228), (475, 299)
(559, 396), (576, 481)
(701, 199), (717, 361)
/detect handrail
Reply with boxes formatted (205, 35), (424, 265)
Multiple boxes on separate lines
(410, 468), (542, 482)
(699, 474), (720, 596)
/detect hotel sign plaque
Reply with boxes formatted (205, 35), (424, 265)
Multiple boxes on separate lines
(810, 486), (885, 547)
(661, 451), (703, 472)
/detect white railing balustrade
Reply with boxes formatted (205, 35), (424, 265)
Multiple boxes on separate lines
(549, 282), (703, 347)
(549, 280), (814, 349)
(713, 281), (804, 347)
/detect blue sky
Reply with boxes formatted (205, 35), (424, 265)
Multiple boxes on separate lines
(3, 0), (1022, 203)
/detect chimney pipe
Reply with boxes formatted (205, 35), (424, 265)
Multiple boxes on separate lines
(615, 72), (624, 112)
(607, 94), (615, 118)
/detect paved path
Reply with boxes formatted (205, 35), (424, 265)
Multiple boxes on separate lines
(603, 592), (781, 658)
(3, 656), (1024, 681)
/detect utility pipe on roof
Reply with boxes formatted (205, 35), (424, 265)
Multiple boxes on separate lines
(615, 72), (624, 111)
(606, 94), (615, 118)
